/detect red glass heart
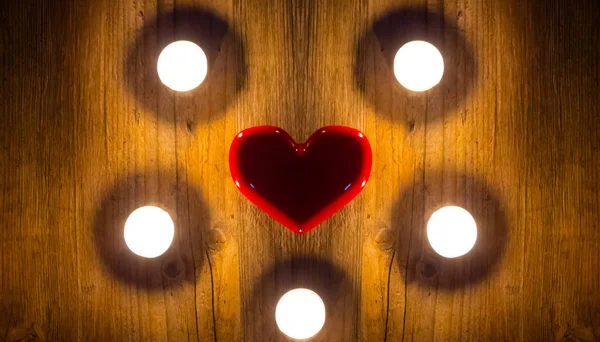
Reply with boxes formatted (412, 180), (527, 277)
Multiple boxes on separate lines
(229, 126), (372, 234)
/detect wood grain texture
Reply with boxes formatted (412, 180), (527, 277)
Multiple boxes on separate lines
(1, 0), (599, 341)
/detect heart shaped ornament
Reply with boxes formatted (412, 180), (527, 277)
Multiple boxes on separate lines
(229, 126), (372, 234)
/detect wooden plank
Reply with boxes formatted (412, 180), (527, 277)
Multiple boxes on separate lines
(1, 0), (600, 341)
(360, 0), (600, 341)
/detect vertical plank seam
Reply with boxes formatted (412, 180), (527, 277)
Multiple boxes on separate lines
(383, 245), (396, 342)
(400, 168), (418, 342)
(205, 248), (218, 342)
(185, 171), (200, 342)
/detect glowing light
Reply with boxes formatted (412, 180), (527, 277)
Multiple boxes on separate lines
(394, 40), (444, 92)
(427, 206), (477, 258)
(124, 206), (174, 258)
(276, 288), (326, 340)
(157, 41), (208, 92)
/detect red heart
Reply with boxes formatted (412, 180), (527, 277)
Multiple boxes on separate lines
(229, 126), (372, 234)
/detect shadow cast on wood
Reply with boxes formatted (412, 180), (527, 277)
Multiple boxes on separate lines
(92, 171), (210, 290)
(246, 257), (353, 340)
(354, 6), (477, 126)
(123, 6), (247, 130)
(393, 171), (508, 290)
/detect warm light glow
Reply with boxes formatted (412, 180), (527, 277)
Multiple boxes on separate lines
(393, 40), (444, 92)
(157, 41), (208, 92)
(124, 206), (174, 258)
(275, 288), (326, 340)
(427, 206), (477, 258)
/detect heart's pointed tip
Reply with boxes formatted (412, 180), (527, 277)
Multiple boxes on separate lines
(283, 221), (319, 234)
(294, 227), (312, 235)
(286, 224), (312, 235)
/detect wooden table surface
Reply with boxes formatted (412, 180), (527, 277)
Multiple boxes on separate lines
(1, 0), (600, 340)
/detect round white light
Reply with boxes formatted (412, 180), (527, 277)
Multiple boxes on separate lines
(393, 40), (444, 92)
(275, 288), (326, 340)
(427, 206), (477, 258)
(157, 40), (208, 92)
(124, 206), (174, 258)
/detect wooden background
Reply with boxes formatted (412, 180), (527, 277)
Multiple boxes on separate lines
(1, 0), (600, 340)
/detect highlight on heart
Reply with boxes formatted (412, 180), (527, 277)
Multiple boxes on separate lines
(229, 125), (373, 234)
